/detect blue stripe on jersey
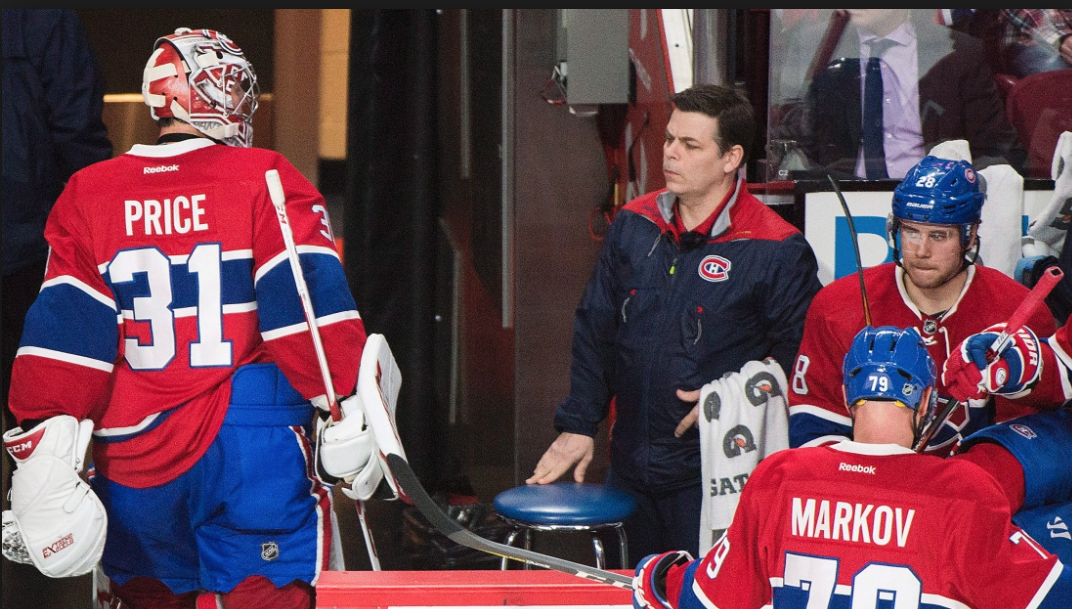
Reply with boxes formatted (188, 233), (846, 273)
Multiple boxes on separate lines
(170, 257), (255, 309)
(789, 412), (852, 447)
(20, 283), (118, 363)
(107, 257), (255, 311)
(256, 251), (356, 333)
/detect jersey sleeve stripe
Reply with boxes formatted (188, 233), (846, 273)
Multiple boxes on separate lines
(1026, 560), (1066, 609)
(16, 346), (115, 373)
(21, 284), (120, 363)
(41, 275), (117, 310)
(788, 404), (852, 425)
(261, 321), (310, 341)
(255, 252), (357, 333)
(222, 248), (254, 261)
(319, 309), (362, 326)
(254, 245), (340, 285)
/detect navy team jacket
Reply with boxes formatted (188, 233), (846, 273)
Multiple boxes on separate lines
(553, 180), (822, 494)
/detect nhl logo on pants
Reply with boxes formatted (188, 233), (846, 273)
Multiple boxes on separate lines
(261, 541), (279, 561)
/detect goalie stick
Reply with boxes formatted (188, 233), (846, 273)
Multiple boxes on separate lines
(385, 453), (633, 590)
(265, 169), (381, 570)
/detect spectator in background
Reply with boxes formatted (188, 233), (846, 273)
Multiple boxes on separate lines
(999, 9), (1072, 78)
(2, 8), (112, 472)
(779, 9), (1023, 180)
(939, 9), (1004, 77)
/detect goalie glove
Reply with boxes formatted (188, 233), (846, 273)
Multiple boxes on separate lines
(314, 394), (385, 501)
(633, 551), (693, 609)
(1, 416), (106, 578)
(943, 323), (1043, 402)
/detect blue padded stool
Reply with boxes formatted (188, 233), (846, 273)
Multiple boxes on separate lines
(493, 482), (637, 570)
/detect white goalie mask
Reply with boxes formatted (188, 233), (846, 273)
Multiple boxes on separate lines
(142, 27), (259, 147)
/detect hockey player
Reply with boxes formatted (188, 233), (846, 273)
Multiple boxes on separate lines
(0, 28), (380, 608)
(788, 155), (1057, 454)
(632, 325), (1071, 609)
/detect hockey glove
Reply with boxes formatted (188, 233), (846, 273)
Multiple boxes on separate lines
(633, 551), (693, 609)
(1, 416), (106, 578)
(943, 323), (1042, 402)
(314, 394), (385, 501)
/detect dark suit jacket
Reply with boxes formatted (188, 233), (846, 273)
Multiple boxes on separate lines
(790, 17), (1024, 179)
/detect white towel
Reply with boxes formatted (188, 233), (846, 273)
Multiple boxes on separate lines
(698, 358), (790, 554)
(977, 164), (1024, 278)
(924, 139), (1025, 278)
(1027, 131), (1072, 256)
(928, 139), (972, 164)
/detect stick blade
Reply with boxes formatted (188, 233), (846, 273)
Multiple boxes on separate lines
(385, 453), (634, 589)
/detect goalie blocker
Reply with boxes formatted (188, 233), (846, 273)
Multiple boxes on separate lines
(2, 415), (106, 577)
(314, 333), (408, 501)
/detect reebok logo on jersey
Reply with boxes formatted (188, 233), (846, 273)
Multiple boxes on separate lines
(839, 462), (876, 474)
(144, 164), (179, 174)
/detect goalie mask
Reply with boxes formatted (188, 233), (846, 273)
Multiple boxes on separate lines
(142, 27), (259, 147)
(843, 325), (938, 443)
(886, 155), (985, 265)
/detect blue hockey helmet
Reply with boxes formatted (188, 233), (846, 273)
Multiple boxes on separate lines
(888, 155), (984, 251)
(843, 325), (936, 412)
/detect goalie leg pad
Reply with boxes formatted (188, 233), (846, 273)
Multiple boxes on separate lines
(2, 415), (106, 577)
(357, 334), (407, 500)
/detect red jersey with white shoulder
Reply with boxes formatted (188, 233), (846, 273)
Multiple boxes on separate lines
(8, 138), (366, 488)
(677, 441), (1066, 609)
(788, 263), (1055, 454)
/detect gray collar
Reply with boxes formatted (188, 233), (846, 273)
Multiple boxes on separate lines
(655, 178), (743, 238)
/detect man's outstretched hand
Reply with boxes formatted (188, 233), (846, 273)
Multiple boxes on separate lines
(526, 432), (594, 484)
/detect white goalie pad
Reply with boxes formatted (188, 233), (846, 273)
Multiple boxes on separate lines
(356, 333), (408, 500)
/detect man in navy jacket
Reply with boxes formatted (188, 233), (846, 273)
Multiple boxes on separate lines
(527, 84), (822, 564)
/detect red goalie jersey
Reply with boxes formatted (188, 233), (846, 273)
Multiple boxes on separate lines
(8, 139), (366, 488)
(673, 442), (1069, 609)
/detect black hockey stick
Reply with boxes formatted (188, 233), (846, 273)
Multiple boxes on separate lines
(827, 174), (873, 326)
(385, 453), (633, 590)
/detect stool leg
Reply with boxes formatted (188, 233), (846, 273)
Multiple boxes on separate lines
(591, 534), (606, 570)
(522, 528), (533, 570)
(502, 528), (522, 570)
(615, 523), (629, 569)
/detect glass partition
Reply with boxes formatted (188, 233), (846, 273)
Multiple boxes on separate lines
(764, 9), (1069, 182)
